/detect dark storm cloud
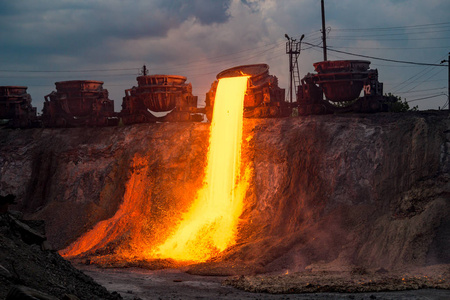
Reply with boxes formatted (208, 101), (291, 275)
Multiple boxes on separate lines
(1, 0), (448, 111)
(0, 0), (231, 38)
(175, 0), (231, 25)
(239, 0), (261, 12)
(0, 0), (231, 66)
(86, 0), (231, 39)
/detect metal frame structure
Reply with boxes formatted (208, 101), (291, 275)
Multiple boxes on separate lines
(285, 34), (304, 103)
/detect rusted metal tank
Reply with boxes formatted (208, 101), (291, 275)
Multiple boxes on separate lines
(205, 64), (289, 119)
(298, 60), (388, 115)
(121, 74), (201, 124)
(313, 60), (370, 102)
(0, 86), (37, 128)
(42, 80), (116, 127)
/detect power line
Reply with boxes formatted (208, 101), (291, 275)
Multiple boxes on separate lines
(150, 39), (287, 72)
(385, 78), (446, 86)
(0, 73), (138, 79)
(406, 94), (444, 102)
(442, 98), (449, 109)
(392, 65), (438, 92)
(8, 31), (314, 78)
(0, 38), (288, 76)
(390, 56), (447, 92)
(330, 45), (450, 51)
(373, 63), (439, 68)
(400, 87), (447, 94)
(332, 22), (450, 32)
(0, 68), (139, 73)
(402, 68), (445, 93)
(303, 42), (448, 67)
(328, 36), (450, 41)
(330, 28), (450, 38)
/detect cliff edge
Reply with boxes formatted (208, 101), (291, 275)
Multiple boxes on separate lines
(0, 111), (449, 275)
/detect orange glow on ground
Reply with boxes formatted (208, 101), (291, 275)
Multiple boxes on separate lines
(60, 155), (156, 258)
(61, 75), (251, 264)
(154, 76), (250, 262)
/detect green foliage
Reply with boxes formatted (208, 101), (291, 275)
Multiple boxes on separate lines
(386, 93), (418, 112)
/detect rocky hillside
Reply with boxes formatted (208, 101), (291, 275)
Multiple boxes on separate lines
(0, 111), (449, 274)
(0, 211), (122, 299)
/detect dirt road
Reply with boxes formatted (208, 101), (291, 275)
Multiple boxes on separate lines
(79, 265), (450, 300)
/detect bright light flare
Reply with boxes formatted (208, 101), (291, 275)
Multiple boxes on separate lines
(61, 75), (251, 264)
(155, 76), (250, 262)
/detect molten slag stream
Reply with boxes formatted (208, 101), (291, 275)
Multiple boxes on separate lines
(61, 76), (250, 263)
(154, 76), (250, 262)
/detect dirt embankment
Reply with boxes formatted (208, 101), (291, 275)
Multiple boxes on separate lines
(224, 264), (450, 294)
(217, 112), (450, 274)
(0, 211), (122, 299)
(0, 112), (449, 278)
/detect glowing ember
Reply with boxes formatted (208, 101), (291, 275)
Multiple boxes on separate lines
(154, 76), (250, 262)
(61, 75), (251, 263)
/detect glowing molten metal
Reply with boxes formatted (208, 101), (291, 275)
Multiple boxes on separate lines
(155, 76), (250, 262)
(61, 75), (251, 264)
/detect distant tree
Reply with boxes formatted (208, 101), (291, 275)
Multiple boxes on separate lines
(386, 93), (418, 112)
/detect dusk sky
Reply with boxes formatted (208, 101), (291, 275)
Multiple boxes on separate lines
(1, 0), (449, 112)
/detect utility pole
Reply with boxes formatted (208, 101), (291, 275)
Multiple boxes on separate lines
(441, 52), (449, 113)
(285, 34), (304, 103)
(447, 52), (450, 113)
(321, 0), (327, 61)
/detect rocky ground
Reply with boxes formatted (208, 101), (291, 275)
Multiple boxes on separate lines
(225, 265), (450, 294)
(80, 264), (450, 300)
(0, 211), (122, 300)
(1, 226), (449, 300)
